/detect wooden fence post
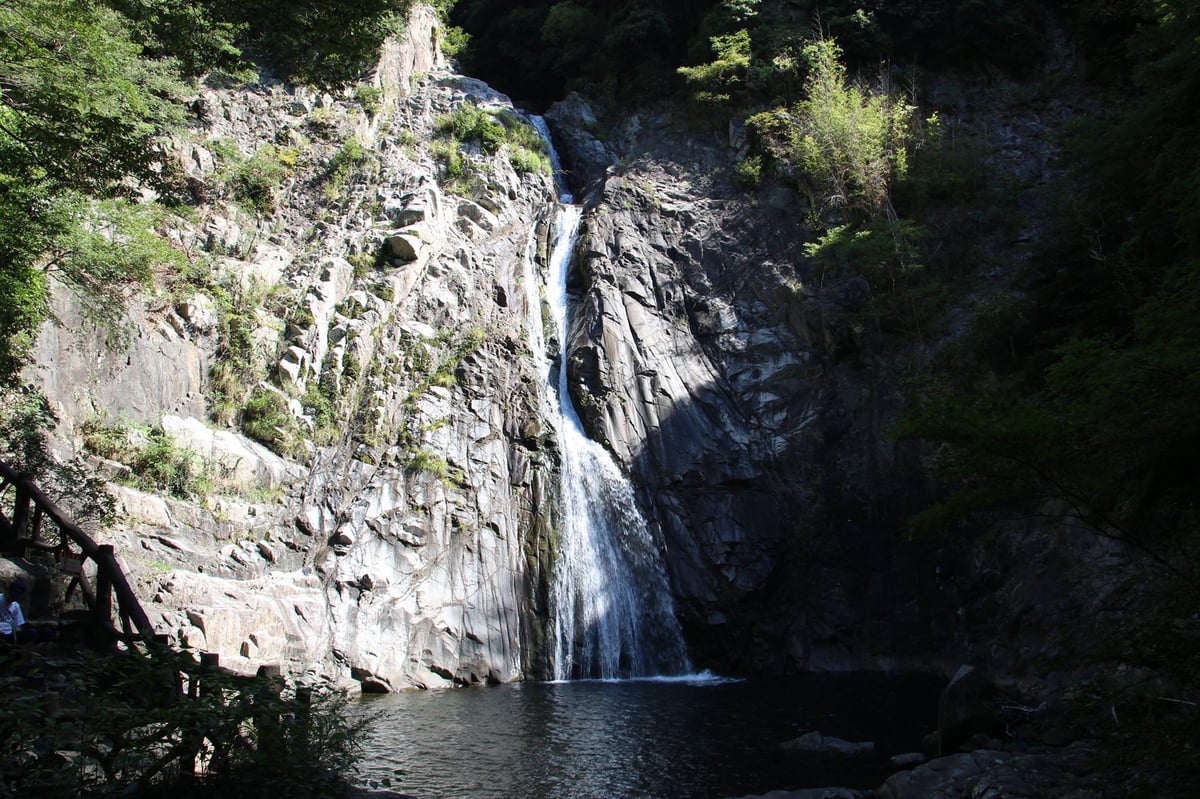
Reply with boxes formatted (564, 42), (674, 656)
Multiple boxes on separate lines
(95, 544), (114, 629)
(10, 480), (31, 548)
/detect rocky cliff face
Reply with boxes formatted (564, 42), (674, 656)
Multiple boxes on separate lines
(27, 9), (1108, 697)
(32, 6), (564, 690)
(541, 72), (1119, 687)
(543, 100), (952, 675)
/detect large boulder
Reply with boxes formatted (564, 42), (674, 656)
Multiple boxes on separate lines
(936, 665), (1001, 754)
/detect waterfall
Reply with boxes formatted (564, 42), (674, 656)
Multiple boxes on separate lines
(525, 117), (690, 680)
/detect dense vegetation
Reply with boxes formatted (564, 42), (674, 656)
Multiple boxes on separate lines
(449, 0), (1059, 106)
(0, 647), (362, 798)
(450, 0), (1200, 570)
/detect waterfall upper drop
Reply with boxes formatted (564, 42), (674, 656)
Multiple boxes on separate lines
(526, 117), (690, 680)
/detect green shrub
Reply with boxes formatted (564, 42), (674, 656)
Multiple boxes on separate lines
(734, 154), (762, 187)
(439, 25), (471, 58)
(241, 387), (297, 455)
(747, 37), (925, 221)
(436, 105), (505, 154)
(405, 447), (463, 486)
(306, 106), (340, 137)
(353, 84), (383, 116)
(1, 387), (116, 524)
(509, 145), (550, 174)
(132, 429), (212, 498)
(434, 104), (549, 173)
(302, 382), (337, 445)
(348, 250), (377, 279)
(0, 647), (364, 798)
(431, 139), (467, 178)
(208, 279), (273, 424)
(80, 417), (210, 499)
(677, 29), (752, 108)
(228, 144), (293, 214)
(323, 137), (370, 200)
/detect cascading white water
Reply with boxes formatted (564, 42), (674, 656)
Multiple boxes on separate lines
(525, 118), (690, 680)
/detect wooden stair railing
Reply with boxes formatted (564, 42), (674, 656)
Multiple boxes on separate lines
(0, 460), (155, 646)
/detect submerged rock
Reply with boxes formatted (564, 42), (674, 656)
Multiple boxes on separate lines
(727, 789), (867, 799)
(780, 731), (876, 759)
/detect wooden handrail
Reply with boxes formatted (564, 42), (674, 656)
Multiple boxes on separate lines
(0, 460), (156, 645)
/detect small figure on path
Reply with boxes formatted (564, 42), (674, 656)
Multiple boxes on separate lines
(0, 577), (49, 643)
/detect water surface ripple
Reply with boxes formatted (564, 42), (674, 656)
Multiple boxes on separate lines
(354, 674), (936, 799)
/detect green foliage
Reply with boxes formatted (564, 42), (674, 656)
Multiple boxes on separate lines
(105, 0), (250, 78)
(804, 219), (925, 290)
(902, 0), (1200, 557)
(215, 0), (411, 88)
(241, 387), (298, 455)
(0, 0), (197, 381)
(431, 139), (469, 184)
(903, 267), (1200, 561)
(0, 0), (188, 195)
(302, 380), (338, 445)
(733, 154), (762, 187)
(434, 104), (550, 178)
(437, 104), (507, 154)
(208, 280), (273, 425)
(406, 447), (450, 477)
(353, 84), (384, 116)
(0, 182), (52, 377)
(540, 1), (603, 76)
(678, 29), (752, 107)
(0, 385), (116, 525)
(349, 251), (379, 279)
(803, 218), (938, 339)
(406, 447), (463, 485)
(55, 197), (187, 330)
(438, 24), (471, 58)
(226, 144), (296, 214)
(80, 417), (212, 499)
(765, 36), (919, 220)
(323, 137), (370, 200)
(0, 647), (364, 798)
(451, 0), (704, 104)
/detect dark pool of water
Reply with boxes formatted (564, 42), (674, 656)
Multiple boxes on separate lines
(352, 672), (938, 799)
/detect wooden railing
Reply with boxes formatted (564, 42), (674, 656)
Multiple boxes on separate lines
(0, 460), (155, 646)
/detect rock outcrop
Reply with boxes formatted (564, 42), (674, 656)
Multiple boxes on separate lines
(545, 102), (948, 675)
(31, 6), (563, 690)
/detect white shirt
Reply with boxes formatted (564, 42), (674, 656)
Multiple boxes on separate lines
(0, 594), (25, 635)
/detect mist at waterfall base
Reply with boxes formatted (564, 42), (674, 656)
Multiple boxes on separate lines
(353, 673), (939, 798)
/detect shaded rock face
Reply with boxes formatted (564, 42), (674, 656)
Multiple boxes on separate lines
(545, 105), (952, 674)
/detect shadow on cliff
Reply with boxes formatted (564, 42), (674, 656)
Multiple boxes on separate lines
(613, 378), (957, 678)
(559, 171), (956, 676)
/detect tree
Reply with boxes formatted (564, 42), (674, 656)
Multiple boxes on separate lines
(677, 29), (752, 107)
(785, 36), (916, 219)
(0, 0), (192, 382)
(218, 0), (409, 87)
(0, 0), (187, 193)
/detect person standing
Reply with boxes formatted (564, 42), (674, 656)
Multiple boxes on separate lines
(0, 577), (31, 643)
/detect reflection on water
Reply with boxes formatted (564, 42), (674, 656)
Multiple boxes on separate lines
(353, 674), (937, 799)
